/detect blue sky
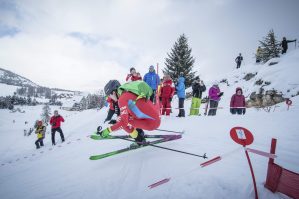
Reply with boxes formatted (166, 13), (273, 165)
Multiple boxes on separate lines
(0, 0), (298, 91)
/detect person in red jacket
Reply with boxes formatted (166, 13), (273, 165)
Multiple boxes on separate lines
(230, 87), (246, 115)
(160, 74), (175, 116)
(126, 67), (142, 82)
(50, 110), (65, 145)
(104, 96), (120, 123)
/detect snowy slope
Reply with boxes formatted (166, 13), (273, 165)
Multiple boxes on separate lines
(0, 67), (40, 87)
(0, 95), (299, 199)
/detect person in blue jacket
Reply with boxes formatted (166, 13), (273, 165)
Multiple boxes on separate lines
(143, 65), (160, 103)
(176, 72), (186, 117)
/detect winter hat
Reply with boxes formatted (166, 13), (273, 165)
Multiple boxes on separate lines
(236, 87), (243, 94)
(195, 76), (200, 80)
(37, 120), (43, 125)
(149, 65), (154, 70)
(130, 67), (136, 72)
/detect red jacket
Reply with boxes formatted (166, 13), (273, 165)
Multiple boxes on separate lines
(160, 79), (175, 98)
(107, 97), (115, 110)
(230, 88), (245, 108)
(126, 74), (142, 82)
(50, 115), (65, 129)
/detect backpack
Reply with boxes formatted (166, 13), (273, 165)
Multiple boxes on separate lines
(118, 80), (153, 100)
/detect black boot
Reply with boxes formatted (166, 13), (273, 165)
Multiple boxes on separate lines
(134, 129), (146, 145)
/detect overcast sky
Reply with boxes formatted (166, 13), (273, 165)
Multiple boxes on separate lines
(0, 0), (298, 91)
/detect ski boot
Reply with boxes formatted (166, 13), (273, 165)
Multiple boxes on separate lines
(130, 129), (146, 149)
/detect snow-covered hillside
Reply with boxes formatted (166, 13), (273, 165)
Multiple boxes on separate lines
(1, 50), (299, 199)
(0, 67), (39, 87)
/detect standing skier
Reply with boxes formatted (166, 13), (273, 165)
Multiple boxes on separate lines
(34, 120), (46, 149)
(235, 53), (243, 69)
(160, 74), (175, 116)
(281, 37), (297, 54)
(256, 46), (262, 63)
(190, 76), (206, 116)
(230, 87), (246, 115)
(208, 82), (223, 116)
(176, 73), (186, 117)
(50, 110), (65, 145)
(143, 65), (160, 103)
(96, 80), (161, 145)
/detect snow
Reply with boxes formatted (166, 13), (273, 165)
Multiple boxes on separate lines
(1, 50), (299, 199)
(0, 83), (20, 96)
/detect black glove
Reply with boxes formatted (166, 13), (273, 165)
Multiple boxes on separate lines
(230, 108), (233, 114)
(108, 119), (117, 124)
(218, 92), (224, 97)
(169, 97), (172, 102)
(242, 108), (246, 115)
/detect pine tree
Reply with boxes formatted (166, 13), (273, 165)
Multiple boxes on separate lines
(258, 29), (280, 63)
(41, 104), (51, 125)
(164, 34), (196, 87)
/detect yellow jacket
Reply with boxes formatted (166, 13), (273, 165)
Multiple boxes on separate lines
(35, 126), (46, 139)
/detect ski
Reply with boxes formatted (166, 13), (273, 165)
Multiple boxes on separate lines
(90, 137), (172, 160)
(90, 134), (172, 140)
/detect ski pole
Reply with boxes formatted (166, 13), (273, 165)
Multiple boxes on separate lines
(115, 136), (207, 159)
(156, 128), (184, 134)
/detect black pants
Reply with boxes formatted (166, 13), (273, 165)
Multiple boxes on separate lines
(178, 98), (185, 117)
(282, 48), (287, 54)
(150, 90), (156, 103)
(51, 127), (65, 145)
(208, 100), (219, 116)
(236, 62), (241, 69)
(35, 138), (44, 149)
(104, 109), (115, 123)
(231, 108), (245, 115)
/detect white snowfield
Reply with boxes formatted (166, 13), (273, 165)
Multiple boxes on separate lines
(1, 50), (299, 199)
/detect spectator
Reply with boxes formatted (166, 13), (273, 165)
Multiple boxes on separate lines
(256, 46), (262, 63)
(230, 87), (246, 115)
(126, 67), (142, 82)
(143, 65), (160, 103)
(190, 76), (206, 116)
(34, 120), (46, 149)
(160, 74), (175, 116)
(208, 82), (223, 116)
(176, 73), (186, 117)
(281, 37), (297, 54)
(50, 110), (65, 145)
(235, 53), (243, 69)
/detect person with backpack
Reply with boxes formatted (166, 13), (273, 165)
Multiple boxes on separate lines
(190, 76), (206, 116)
(160, 74), (175, 116)
(208, 82), (223, 116)
(50, 110), (65, 145)
(176, 73), (186, 117)
(104, 95), (120, 124)
(34, 120), (46, 149)
(281, 37), (297, 54)
(143, 65), (160, 103)
(230, 87), (246, 115)
(96, 80), (161, 146)
(235, 53), (243, 69)
(126, 67), (142, 82)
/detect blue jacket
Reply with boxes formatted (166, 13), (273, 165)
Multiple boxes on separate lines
(143, 72), (160, 90)
(176, 77), (186, 98)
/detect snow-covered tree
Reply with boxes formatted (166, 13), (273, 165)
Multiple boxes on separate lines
(258, 29), (280, 63)
(164, 34), (196, 87)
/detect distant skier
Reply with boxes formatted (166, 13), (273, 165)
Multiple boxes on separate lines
(160, 74), (175, 116)
(104, 95), (120, 124)
(143, 65), (160, 103)
(281, 37), (297, 54)
(176, 72), (186, 117)
(235, 53), (243, 69)
(50, 110), (65, 145)
(34, 120), (46, 149)
(190, 76), (206, 116)
(208, 82), (223, 116)
(230, 87), (246, 115)
(96, 80), (161, 146)
(256, 46), (262, 63)
(126, 67), (142, 82)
